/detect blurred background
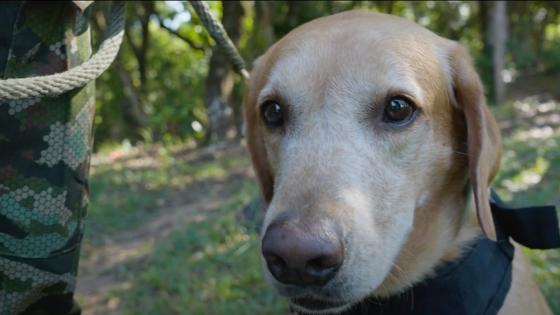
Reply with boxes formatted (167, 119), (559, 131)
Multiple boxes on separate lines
(78, 1), (560, 314)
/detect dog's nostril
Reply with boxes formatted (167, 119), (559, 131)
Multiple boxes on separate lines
(265, 254), (288, 278)
(266, 254), (286, 266)
(307, 255), (339, 270)
(307, 257), (324, 270)
(307, 256), (338, 274)
(305, 256), (341, 283)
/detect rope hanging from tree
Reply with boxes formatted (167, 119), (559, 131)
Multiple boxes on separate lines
(189, 0), (250, 80)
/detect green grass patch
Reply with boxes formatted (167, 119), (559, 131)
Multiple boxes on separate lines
(108, 182), (288, 315)
(85, 147), (249, 243)
(492, 102), (560, 314)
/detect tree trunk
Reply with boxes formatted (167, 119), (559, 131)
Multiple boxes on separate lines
(256, 1), (276, 49)
(532, 8), (549, 72)
(138, 2), (154, 86)
(410, 2), (421, 22)
(507, 2), (523, 71)
(480, 1), (507, 104)
(489, 1), (507, 104)
(203, 1), (245, 144)
(93, 8), (148, 140)
(115, 57), (149, 133)
(376, 1), (394, 15)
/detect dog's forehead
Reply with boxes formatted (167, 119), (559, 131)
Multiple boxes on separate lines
(254, 11), (449, 112)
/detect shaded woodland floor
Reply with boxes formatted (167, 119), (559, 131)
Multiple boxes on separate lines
(76, 74), (560, 315)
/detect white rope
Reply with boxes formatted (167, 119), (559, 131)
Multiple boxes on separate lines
(0, 2), (125, 102)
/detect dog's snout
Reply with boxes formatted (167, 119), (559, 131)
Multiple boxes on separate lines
(262, 222), (343, 286)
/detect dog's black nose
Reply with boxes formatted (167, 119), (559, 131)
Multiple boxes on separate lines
(262, 222), (343, 286)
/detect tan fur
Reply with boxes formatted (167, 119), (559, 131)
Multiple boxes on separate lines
(244, 10), (552, 314)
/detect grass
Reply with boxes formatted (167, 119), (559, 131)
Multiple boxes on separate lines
(80, 98), (559, 314)
(85, 145), (246, 242)
(111, 182), (287, 315)
(80, 144), (289, 314)
(492, 98), (560, 314)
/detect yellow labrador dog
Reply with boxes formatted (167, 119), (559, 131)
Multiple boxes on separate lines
(244, 10), (553, 315)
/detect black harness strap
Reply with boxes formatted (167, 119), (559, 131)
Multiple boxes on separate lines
(490, 191), (560, 249)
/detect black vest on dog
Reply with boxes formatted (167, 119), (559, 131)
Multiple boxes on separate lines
(333, 192), (560, 315)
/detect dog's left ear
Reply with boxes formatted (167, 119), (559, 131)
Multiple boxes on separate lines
(449, 44), (501, 241)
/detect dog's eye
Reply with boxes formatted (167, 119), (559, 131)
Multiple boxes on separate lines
(261, 100), (284, 128)
(383, 97), (416, 124)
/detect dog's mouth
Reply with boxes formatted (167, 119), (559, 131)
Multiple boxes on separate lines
(290, 296), (351, 314)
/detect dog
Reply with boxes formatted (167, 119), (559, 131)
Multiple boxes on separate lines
(244, 10), (553, 315)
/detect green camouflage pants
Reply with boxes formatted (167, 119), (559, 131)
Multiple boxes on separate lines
(1, 2), (94, 314)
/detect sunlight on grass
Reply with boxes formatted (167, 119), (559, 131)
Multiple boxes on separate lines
(502, 155), (549, 193)
(86, 146), (249, 241)
(492, 99), (560, 314)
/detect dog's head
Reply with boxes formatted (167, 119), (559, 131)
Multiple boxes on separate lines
(244, 11), (501, 314)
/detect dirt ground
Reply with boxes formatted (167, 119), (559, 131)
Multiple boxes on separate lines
(76, 143), (255, 314)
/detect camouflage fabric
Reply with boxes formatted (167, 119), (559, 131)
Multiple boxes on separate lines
(0, 1), (94, 314)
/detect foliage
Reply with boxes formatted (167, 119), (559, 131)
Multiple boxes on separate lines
(91, 1), (560, 149)
(94, 8), (208, 149)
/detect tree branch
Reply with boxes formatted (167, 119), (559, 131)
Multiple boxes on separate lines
(157, 18), (206, 52)
(115, 56), (148, 129)
(124, 28), (142, 62)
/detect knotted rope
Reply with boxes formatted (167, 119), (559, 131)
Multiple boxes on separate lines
(0, 2), (125, 102)
(189, 0), (250, 80)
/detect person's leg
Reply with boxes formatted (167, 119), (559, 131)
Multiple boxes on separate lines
(0, 2), (94, 314)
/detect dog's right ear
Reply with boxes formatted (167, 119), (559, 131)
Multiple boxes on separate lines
(448, 44), (501, 241)
(244, 57), (274, 204)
